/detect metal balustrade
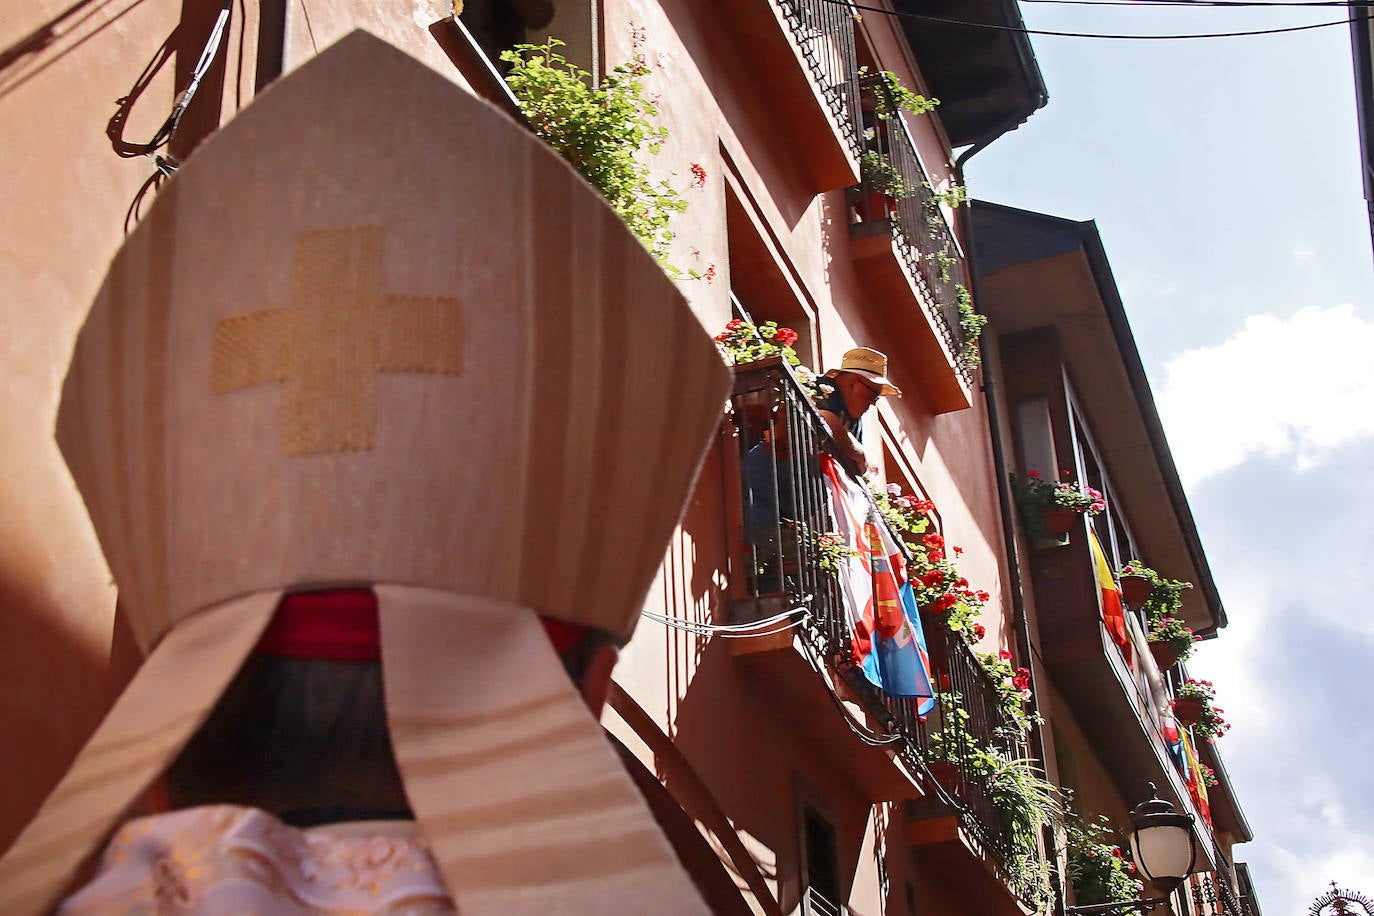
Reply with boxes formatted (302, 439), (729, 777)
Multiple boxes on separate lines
(853, 74), (970, 383)
(725, 356), (1046, 905)
(777, 0), (863, 160)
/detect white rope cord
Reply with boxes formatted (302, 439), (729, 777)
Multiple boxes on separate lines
(639, 607), (809, 639)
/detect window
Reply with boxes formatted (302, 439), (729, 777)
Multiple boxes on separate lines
(802, 805), (842, 915)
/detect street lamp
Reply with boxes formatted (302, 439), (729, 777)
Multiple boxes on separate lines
(1127, 783), (1197, 897)
(1066, 783), (1197, 915)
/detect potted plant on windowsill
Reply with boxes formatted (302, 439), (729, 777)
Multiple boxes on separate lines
(1115, 561), (1153, 609)
(1172, 679), (1230, 740)
(1009, 470), (1106, 543)
(1145, 613), (1196, 670)
(856, 151), (909, 222)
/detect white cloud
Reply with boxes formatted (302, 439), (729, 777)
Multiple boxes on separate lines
(1156, 305), (1374, 486)
(1293, 244), (1316, 263)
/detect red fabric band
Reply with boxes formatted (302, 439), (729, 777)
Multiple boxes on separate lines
(254, 589), (594, 662)
(255, 589), (381, 662)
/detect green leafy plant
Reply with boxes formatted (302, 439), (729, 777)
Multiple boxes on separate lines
(1010, 471), (1106, 541)
(1065, 813), (1144, 906)
(1146, 613), (1197, 664)
(502, 37), (686, 266)
(1118, 560), (1193, 624)
(929, 183), (969, 210)
(814, 531), (860, 573)
(956, 284), (987, 371)
(860, 67), (940, 120)
(859, 150), (910, 199)
(1174, 679), (1230, 740)
(714, 319), (800, 366)
(977, 650), (1037, 739)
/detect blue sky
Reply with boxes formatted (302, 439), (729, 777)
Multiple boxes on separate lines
(967, 1), (1374, 910)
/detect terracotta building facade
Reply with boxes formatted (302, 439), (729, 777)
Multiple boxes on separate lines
(0, 1), (1263, 912)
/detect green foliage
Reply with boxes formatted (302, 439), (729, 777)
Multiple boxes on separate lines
(1065, 813), (1144, 906)
(814, 531), (860, 573)
(714, 319), (800, 366)
(930, 183), (969, 209)
(1175, 678), (1230, 740)
(1118, 560), (1193, 624)
(860, 67), (940, 120)
(501, 37), (686, 266)
(956, 284), (987, 371)
(1009, 471), (1106, 541)
(859, 151), (910, 198)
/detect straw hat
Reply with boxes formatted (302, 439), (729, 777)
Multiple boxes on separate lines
(825, 346), (902, 397)
(0, 32), (725, 914)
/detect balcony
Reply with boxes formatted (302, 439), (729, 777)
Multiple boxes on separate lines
(1025, 515), (1222, 871)
(719, 0), (862, 190)
(1189, 852), (1255, 916)
(849, 77), (973, 413)
(722, 357), (1049, 913)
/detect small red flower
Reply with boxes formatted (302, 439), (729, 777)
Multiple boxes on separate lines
(923, 533), (944, 549)
(1027, 469), (1042, 479)
(920, 570), (944, 588)
(972, 624), (986, 640)
(928, 549), (944, 563)
(952, 545), (964, 557)
(975, 590), (990, 602)
(999, 650), (1012, 660)
(689, 162), (707, 187)
(703, 264), (717, 283)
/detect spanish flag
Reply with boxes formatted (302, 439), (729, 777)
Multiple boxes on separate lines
(1088, 527), (1132, 667)
(1182, 728), (1212, 828)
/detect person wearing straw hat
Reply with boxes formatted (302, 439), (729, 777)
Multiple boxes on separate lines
(818, 347), (902, 476)
(0, 33), (728, 916)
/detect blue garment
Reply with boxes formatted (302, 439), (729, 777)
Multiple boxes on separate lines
(743, 442), (794, 543)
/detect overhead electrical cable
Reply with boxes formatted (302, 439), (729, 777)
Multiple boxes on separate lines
(830, 0), (1368, 39)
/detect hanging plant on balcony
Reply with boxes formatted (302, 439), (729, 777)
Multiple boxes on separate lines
(858, 68), (940, 121)
(1145, 613), (1197, 669)
(714, 319), (800, 366)
(1009, 470), (1106, 541)
(813, 531), (860, 574)
(1172, 679), (1230, 740)
(501, 35), (688, 268)
(1065, 813), (1145, 906)
(956, 284), (987, 372)
(856, 151), (909, 221)
(977, 650), (1037, 738)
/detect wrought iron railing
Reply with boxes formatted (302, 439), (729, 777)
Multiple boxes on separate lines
(852, 74), (970, 383)
(725, 357), (1045, 904)
(777, 0), (863, 159)
(1189, 861), (1252, 916)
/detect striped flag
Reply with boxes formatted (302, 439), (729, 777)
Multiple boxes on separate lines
(820, 454), (935, 707)
(1088, 526), (1132, 668)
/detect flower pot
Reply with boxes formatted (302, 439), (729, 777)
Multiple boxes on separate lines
(1040, 507), (1080, 537)
(856, 191), (895, 222)
(1119, 575), (1151, 609)
(1172, 696), (1204, 727)
(1148, 640), (1181, 671)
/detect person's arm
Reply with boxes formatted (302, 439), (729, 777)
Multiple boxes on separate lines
(818, 409), (867, 477)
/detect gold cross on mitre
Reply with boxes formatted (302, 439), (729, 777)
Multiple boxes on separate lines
(211, 225), (464, 455)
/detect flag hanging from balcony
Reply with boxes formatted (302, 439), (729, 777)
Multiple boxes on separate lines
(819, 453), (934, 711)
(1181, 727), (1213, 828)
(1088, 526), (1132, 668)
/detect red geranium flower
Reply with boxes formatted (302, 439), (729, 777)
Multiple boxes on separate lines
(923, 533), (944, 549)
(928, 549), (944, 563)
(999, 650), (1012, 660)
